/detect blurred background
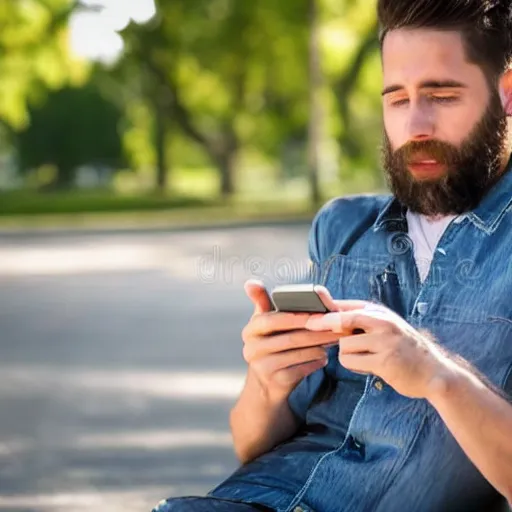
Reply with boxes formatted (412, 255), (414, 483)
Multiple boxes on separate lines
(0, 0), (384, 510)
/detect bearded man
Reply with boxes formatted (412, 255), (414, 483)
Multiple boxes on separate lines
(153, 1), (512, 510)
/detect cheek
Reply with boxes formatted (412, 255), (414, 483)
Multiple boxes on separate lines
(383, 111), (404, 151)
(435, 106), (478, 146)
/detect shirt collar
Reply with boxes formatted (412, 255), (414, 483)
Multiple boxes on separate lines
(373, 154), (512, 235)
(466, 155), (512, 234)
(373, 196), (407, 232)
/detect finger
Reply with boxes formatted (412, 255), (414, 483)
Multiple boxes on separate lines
(245, 330), (341, 361)
(331, 299), (373, 312)
(273, 359), (327, 386)
(246, 311), (313, 338)
(338, 333), (383, 355)
(313, 286), (370, 313)
(338, 311), (394, 334)
(264, 346), (328, 374)
(311, 285), (336, 311)
(306, 310), (393, 334)
(339, 352), (379, 374)
(244, 279), (273, 315)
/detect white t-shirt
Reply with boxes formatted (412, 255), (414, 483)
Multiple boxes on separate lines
(406, 210), (459, 283)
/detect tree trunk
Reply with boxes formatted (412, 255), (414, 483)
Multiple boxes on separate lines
(217, 151), (236, 198)
(143, 55), (172, 195)
(307, 0), (322, 208)
(154, 98), (168, 194)
(54, 165), (75, 190)
(336, 22), (379, 160)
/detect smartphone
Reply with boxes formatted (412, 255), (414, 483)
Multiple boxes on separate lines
(270, 284), (329, 313)
(269, 283), (365, 335)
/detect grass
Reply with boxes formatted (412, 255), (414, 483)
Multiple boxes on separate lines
(0, 190), (217, 216)
(0, 166), (385, 231)
(0, 192), (318, 232)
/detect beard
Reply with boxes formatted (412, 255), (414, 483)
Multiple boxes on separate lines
(381, 91), (509, 216)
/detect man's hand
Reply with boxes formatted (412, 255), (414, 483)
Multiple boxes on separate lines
(305, 302), (451, 399)
(230, 281), (363, 463)
(242, 281), (339, 404)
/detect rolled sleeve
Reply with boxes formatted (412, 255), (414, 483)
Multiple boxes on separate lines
(505, 364), (512, 398)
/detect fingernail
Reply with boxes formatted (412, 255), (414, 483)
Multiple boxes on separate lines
(305, 312), (341, 330)
(321, 312), (343, 329)
(304, 314), (323, 330)
(313, 285), (330, 296)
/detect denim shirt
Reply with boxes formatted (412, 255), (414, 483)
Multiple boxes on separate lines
(209, 165), (512, 512)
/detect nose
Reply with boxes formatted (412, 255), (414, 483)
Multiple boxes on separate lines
(406, 103), (435, 141)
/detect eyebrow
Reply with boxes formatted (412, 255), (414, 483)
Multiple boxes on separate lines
(381, 80), (468, 96)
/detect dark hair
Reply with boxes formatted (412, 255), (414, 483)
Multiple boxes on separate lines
(377, 0), (512, 85)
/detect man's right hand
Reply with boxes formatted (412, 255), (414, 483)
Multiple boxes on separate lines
(230, 280), (366, 463)
(242, 280), (341, 404)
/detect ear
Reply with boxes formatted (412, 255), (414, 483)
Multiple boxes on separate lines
(499, 68), (512, 116)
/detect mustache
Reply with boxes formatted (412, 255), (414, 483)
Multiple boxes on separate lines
(393, 140), (460, 165)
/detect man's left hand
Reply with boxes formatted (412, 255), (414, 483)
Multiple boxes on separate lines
(305, 302), (452, 399)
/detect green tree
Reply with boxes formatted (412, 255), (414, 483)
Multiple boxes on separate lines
(16, 82), (125, 189)
(0, 0), (90, 131)
(321, 0), (382, 182)
(115, 0), (311, 198)
(104, 0), (383, 199)
(308, 0), (322, 207)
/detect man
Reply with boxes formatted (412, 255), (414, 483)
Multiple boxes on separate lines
(153, 0), (512, 510)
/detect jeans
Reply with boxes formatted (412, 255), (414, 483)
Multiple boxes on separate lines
(152, 496), (275, 512)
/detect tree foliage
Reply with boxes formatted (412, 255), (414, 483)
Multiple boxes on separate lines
(0, 0), (88, 131)
(112, 0), (382, 196)
(3, 0), (385, 197)
(114, 0), (313, 196)
(17, 82), (125, 188)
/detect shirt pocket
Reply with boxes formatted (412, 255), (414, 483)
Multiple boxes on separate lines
(321, 254), (410, 318)
(487, 312), (512, 328)
(321, 254), (382, 302)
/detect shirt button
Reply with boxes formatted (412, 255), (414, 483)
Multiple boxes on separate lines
(374, 380), (384, 391)
(293, 507), (305, 512)
(417, 302), (429, 315)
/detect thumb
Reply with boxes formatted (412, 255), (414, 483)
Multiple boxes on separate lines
(244, 279), (274, 315)
(314, 285), (368, 312)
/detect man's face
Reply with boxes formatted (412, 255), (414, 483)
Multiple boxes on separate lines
(381, 28), (508, 216)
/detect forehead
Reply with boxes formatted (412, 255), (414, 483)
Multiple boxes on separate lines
(382, 28), (482, 84)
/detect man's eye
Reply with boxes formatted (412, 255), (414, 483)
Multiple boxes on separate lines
(431, 96), (457, 104)
(391, 98), (409, 107)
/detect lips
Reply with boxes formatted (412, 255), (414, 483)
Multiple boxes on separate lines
(407, 159), (447, 178)
(411, 159), (438, 165)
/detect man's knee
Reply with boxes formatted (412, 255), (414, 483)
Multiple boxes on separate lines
(151, 496), (263, 512)
(151, 497), (201, 512)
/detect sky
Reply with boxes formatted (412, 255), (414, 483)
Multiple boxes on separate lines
(69, 0), (157, 64)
